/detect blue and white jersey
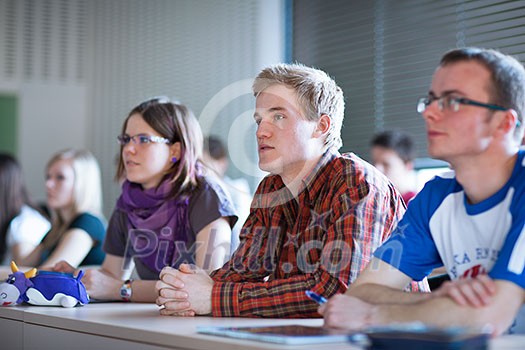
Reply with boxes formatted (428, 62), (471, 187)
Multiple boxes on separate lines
(374, 150), (525, 289)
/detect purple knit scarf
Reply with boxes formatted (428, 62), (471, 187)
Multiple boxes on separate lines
(116, 179), (192, 274)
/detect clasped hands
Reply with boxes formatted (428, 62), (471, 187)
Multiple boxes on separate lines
(156, 263), (214, 316)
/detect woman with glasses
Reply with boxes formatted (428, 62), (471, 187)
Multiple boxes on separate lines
(0, 153), (50, 265)
(19, 149), (106, 268)
(55, 98), (237, 303)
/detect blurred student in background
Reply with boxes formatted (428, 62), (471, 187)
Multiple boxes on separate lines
(0, 153), (50, 265)
(203, 135), (251, 253)
(19, 149), (105, 268)
(55, 98), (237, 303)
(370, 130), (417, 204)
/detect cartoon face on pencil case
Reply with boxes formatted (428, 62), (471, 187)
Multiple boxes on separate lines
(0, 261), (89, 307)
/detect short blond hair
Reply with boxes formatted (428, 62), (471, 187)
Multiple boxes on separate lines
(253, 63), (345, 151)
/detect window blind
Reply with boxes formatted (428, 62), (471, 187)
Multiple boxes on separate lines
(293, 0), (525, 160)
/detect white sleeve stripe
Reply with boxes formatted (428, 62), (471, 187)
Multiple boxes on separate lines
(508, 224), (525, 275)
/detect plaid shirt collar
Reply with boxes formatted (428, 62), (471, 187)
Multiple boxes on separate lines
(272, 148), (340, 197)
(253, 149), (341, 209)
(301, 148), (340, 193)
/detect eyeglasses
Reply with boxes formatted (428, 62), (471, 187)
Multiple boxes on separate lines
(417, 95), (521, 127)
(417, 95), (507, 114)
(117, 134), (171, 146)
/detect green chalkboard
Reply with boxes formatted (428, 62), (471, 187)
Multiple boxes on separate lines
(0, 95), (18, 155)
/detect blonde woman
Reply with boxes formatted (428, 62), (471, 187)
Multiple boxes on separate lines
(20, 149), (105, 268)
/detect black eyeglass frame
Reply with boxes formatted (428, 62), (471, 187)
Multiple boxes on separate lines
(417, 95), (507, 113)
(416, 95), (520, 127)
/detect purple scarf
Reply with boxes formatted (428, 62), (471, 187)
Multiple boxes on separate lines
(116, 179), (192, 274)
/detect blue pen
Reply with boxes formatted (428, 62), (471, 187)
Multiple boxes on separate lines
(305, 290), (327, 305)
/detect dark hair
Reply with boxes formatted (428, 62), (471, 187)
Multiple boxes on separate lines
(0, 154), (32, 261)
(371, 130), (415, 163)
(440, 47), (525, 139)
(116, 97), (204, 198)
(204, 136), (227, 160)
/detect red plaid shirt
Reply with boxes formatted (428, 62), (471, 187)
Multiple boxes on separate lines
(210, 151), (420, 317)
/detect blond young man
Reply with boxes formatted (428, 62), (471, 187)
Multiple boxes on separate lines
(155, 63), (426, 318)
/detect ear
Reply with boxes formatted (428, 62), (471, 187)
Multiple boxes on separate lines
(494, 109), (519, 136)
(405, 160), (414, 171)
(508, 109), (520, 129)
(313, 114), (331, 139)
(170, 141), (182, 160)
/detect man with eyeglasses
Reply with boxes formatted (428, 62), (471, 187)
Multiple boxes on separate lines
(321, 47), (525, 336)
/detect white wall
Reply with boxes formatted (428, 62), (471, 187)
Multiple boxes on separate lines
(0, 0), (89, 202)
(19, 83), (87, 198)
(0, 0), (285, 216)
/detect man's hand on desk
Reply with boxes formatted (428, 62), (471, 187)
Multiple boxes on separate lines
(319, 294), (375, 330)
(432, 274), (497, 308)
(156, 263), (213, 316)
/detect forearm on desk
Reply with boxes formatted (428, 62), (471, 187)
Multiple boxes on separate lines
(212, 269), (347, 318)
(349, 282), (431, 305)
(130, 280), (159, 303)
(346, 258), (430, 305)
(372, 292), (519, 336)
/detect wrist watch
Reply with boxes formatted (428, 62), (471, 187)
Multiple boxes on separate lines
(120, 279), (133, 302)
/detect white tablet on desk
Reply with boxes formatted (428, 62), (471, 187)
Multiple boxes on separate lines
(197, 324), (363, 345)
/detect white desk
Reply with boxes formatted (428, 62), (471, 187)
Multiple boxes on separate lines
(0, 303), (524, 349)
(0, 303), (361, 350)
